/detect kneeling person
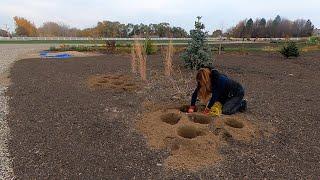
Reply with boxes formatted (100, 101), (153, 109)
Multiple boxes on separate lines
(188, 68), (247, 115)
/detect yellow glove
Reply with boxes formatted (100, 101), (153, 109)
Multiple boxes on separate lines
(209, 102), (222, 117)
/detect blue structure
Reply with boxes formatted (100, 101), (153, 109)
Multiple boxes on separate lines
(40, 51), (72, 59)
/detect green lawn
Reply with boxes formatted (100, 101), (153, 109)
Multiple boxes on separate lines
(2, 39), (317, 53)
(0, 39), (190, 45)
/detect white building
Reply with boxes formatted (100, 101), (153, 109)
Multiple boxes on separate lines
(0, 29), (9, 37)
(313, 28), (320, 36)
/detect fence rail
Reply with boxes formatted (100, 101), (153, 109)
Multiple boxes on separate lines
(0, 37), (307, 42)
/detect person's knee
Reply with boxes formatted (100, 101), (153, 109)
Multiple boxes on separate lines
(222, 107), (234, 115)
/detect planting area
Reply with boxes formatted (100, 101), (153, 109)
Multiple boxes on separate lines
(5, 51), (320, 178)
(136, 109), (260, 171)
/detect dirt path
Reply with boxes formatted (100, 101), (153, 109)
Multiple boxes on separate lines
(6, 52), (320, 178)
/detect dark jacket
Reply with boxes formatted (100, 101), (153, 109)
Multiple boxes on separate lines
(191, 69), (243, 108)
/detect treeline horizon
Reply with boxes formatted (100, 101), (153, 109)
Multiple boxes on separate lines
(2, 15), (317, 38)
(10, 16), (188, 38)
(225, 15), (315, 38)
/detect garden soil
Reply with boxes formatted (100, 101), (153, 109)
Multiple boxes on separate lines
(6, 52), (320, 179)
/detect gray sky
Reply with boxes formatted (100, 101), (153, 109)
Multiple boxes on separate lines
(0, 0), (319, 33)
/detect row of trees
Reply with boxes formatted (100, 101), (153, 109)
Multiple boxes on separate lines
(11, 16), (316, 38)
(93, 21), (188, 38)
(226, 15), (314, 38)
(12, 17), (188, 38)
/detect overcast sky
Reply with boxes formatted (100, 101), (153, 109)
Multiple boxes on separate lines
(0, 0), (319, 32)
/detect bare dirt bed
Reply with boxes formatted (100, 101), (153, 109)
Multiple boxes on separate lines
(6, 52), (320, 179)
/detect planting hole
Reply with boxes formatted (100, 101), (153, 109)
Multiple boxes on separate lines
(188, 114), (211, 124)
(225, 119), (244, 129)
(177, 126), (205, 139)
(179, 105), (190, 113)
(161, 113), (181, 125)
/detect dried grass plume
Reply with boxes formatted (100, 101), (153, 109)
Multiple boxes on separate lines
(131, 47), (137, 74)
(133, 38), (147, 81)
(164, 40), (174, 76)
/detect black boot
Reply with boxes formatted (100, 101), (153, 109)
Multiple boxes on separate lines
(239, 99), (247, 112)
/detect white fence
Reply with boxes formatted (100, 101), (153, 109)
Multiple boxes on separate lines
(0, 36), (306, 42)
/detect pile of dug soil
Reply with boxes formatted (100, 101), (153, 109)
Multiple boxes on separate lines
(136, 108), (261, 171)
(87, 74), (138, 92)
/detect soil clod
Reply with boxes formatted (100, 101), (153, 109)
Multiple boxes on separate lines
(222, 130), (233, 141)
(225, 119), (244, 128)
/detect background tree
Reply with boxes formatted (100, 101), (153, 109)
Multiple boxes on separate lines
(38, 22), (65, 36)
(258, 18), (267, 37)
(303, 19), (314, 37)
(245, 18), (254, 38)
(181, 16), (213, 70)
(230, 20), (246, 38)
(212, 29), (222, 37)
(13, 16), (37, 36)
(38, 21), (84, 37)
(271, 15), (282, 37)
(170, 27), (188, 38)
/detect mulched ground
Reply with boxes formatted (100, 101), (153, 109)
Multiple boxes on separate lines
(6, 52), (320, 179)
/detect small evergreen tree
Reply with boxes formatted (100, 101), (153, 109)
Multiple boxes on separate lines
(280, 41), (300, 58)
(181, 16), (213, 70)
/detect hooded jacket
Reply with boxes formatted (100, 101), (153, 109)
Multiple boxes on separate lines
(191, 69), (243, 108)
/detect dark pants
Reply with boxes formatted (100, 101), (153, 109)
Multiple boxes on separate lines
(222, 87), (244, 115)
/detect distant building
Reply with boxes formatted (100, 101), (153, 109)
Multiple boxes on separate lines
(0, 29), (9, 37)
(313, 28), (320, 36)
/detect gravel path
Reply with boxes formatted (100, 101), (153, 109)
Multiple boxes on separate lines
(0, 44), (49, 179)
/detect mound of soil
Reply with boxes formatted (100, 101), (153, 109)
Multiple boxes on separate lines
(161, 113), (181, 125)
(177, 125), (206, 139)
(136, 109), (260, 171)
(213, 115), (259, 142)
(87, 74), (138, 92)
(188, 113), (212, 124)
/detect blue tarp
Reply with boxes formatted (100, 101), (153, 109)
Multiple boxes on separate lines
(40, 51), (72, 59)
